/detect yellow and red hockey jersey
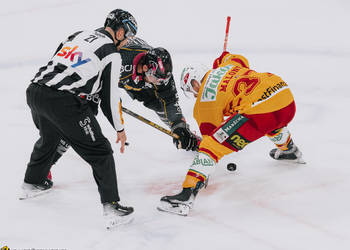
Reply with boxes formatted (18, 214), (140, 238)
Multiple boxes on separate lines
(194, 52), (294, 136)
(194, 52), (295, 161)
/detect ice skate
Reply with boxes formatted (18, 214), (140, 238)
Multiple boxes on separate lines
(269, 140), (305, 164)
(19, 178), (53, 200)
(157, 182), (204, 216)
(103, 202), (134, 229)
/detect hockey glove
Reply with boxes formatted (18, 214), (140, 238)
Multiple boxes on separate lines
(212, 51), (230, 69)
(171, 121), (201, 151)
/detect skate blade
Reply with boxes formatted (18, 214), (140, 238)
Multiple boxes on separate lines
(274, 156), (306, 164)
(283, 157), (306, 164)
(19, 188), (52, 200)
(105, 214), (134, 230)
(157, 201), (190, 216)
(296, 158), (306, 164)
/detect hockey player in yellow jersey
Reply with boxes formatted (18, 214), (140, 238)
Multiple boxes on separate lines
(157, 51), (305, 216)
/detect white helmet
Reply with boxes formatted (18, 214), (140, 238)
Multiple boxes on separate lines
(180, 64), (208, 97)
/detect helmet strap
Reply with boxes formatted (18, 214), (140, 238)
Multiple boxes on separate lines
(115, 36), (121, 46)
(114, 28), (122, 46)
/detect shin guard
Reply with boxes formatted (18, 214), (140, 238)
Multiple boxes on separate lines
(182, 152), (216, 188)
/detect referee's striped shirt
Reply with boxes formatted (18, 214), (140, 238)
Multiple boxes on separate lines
(31, 28), (124, 131)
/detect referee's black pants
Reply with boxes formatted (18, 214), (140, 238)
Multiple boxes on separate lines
(25, 83), (120, 203)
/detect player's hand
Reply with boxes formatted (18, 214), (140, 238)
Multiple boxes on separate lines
(116, 129), (127, 153)
(172, 121), (200, 151)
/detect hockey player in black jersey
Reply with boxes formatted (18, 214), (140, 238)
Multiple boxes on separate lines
(22, 9), (137, 229)
(119, 39), (200, 151)
(46, 39), (201, 180)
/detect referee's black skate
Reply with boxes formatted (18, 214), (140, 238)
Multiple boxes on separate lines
(103, 202), (134, 229)
(19, 178), (53, 200)
(269, 140), (305, 164)
(157, 182), (204, 216)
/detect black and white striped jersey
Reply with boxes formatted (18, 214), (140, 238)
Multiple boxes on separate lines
(31, 28), (124, 131)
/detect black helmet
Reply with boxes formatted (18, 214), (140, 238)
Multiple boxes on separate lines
(104, 9), (137, 38)
(144, 47), (173, 85)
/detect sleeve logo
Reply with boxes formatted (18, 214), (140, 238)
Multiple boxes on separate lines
(201, 66), (232, 102)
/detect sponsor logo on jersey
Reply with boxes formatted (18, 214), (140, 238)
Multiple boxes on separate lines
(191, 153), (215, 167)
(212, 114), (248, 143)
(79, 116), (96, 142)
(201, 65), (232, 102)
(252, 81), (288, 107)
(57, 46), (91, 68)
(226, 132), (250, 150)
(213, 128), (229, 143)
(121, 64), (133, 73)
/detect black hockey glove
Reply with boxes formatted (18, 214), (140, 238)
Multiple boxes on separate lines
(171, 121), (201, 151)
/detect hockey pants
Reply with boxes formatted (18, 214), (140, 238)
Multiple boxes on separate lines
(199, 101), (296, 162)
(25, 83), (120, 203)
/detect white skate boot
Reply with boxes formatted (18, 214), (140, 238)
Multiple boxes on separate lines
(270, 140), (305, 164)
(103, 202), (134, 229)
(19, 178), (53, 200)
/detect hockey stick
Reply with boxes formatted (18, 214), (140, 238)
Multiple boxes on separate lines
(223, 16), (231, 52)
(121, 106), (179, 139)
(223, 16), (237, 172)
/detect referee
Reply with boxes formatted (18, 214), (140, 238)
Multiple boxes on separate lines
(22, 9), (137, 228)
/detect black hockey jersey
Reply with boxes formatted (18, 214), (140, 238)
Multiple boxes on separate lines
(118, 37), (184, 128)
(31, 28), (124, 131)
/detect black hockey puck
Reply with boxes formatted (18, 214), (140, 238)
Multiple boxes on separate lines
(226, 163), (237, 171)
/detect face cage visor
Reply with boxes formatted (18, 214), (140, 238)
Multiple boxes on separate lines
(122, 19), (137, 38)
(145, 71), (171, 86)
(145, 60), (171, 86)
